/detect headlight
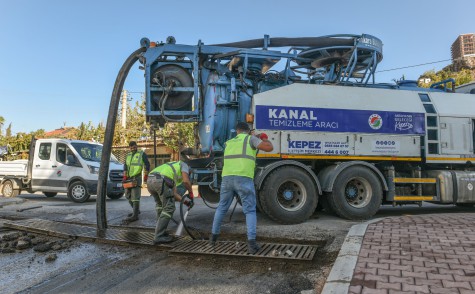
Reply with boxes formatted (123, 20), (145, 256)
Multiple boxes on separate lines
(88, 165), (99, 174)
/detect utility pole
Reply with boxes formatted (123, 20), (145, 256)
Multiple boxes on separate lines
(121, 90), (128, 128)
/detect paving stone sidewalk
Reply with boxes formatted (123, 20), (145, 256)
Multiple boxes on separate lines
(349, 213), (475, 294)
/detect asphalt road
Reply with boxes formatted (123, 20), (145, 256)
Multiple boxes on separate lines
(1, 190), (474, 294)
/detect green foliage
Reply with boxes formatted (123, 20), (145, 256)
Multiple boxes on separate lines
(158, 123), (196, 152)
(0, 94), (196, 160)
(418, 69), (472, 88)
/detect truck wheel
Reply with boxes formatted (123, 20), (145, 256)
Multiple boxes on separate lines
(198, 176), (220, 209)
(328, 166), (382, 220)
(107, 192), (124, 200)
(68, 181), (90, 203)
(2, 180), (19, 198)
(44, 192), (57, 197)
(260, 166), (318, 224)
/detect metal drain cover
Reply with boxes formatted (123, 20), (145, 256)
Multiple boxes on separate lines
(170, 240), (317, 261)
(2, 218), (186, 248)
(3, 219), (317, 261)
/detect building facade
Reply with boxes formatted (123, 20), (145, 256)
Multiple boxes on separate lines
(451, 33), (475, 60)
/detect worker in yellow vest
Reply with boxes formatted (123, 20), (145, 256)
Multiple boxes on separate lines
(210, 122), (273, 254)
(122, 141), (150, 224)
(147, 160), (194, 244)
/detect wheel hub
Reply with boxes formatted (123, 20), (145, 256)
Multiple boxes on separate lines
(345, 185), (359, 199)
(283, 189), (294, 201)
(344, 177), (372, 208)
(277, 180), (306, 212)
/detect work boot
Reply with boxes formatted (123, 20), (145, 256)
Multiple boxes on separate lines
(127, 210), (141, 217)
(209, 234), (219, 246)
(247, 239), (261, 254)
(124, 202), (140, 223)
(153, 235), (174, 244)
(153, 217), (172, 244)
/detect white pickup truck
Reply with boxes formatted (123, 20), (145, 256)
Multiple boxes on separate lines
(0, 138), (124, 203)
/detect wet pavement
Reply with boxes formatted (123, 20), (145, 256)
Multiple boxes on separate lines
(323, 213), (475, 294)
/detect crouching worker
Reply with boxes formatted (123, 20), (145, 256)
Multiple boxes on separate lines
(147, 160), (194, 244)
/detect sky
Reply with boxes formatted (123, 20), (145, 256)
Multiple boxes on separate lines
(1, 0), (474, 135)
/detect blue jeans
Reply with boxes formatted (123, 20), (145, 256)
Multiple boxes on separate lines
(211, 176), (257, 240)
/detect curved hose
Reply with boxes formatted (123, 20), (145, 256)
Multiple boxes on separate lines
(211, 37), (354, 49)
(96, 47), (146, 231)
(179, 194), (197, 239)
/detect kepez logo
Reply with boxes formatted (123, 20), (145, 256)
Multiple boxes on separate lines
(368, 114), (382, 130)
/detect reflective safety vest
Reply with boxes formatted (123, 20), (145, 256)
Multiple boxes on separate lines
(222, 133), (257, 178)
(151, 161), (183, 186)
(125, 150), (145, 177)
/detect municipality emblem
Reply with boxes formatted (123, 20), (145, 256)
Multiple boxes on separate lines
(369, 114), (382, 130)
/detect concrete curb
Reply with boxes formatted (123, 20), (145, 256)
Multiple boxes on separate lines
(321, 218), (384, 294)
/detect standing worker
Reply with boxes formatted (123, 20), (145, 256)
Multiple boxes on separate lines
(122, 141), (150, 224)
(210, 122), (273, 254)
(147, 160), (194, 244)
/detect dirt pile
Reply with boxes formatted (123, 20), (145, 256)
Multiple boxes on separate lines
(0, 230), (75, 257)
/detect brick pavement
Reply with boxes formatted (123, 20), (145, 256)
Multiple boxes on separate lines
(348, 213), (475, 294)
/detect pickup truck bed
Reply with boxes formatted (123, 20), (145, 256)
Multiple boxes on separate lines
(0, 160), (28, 177)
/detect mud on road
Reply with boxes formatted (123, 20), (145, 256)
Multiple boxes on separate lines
(0, 225), (339, 294)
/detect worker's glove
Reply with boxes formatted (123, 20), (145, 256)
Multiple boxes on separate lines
(258, 133), (268, 140)
(143, 174), (148, 182)
(122, 175), (127, 182)
(184, 199), (194, 209)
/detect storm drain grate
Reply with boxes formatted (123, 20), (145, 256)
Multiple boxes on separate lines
(170, 240), (318, 261)
(3, 219), (317, 261)
(2, 218), (188, 248)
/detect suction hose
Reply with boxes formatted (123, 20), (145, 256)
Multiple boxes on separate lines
(211, 36), (354, 49)
(179, 194), (197, 239)
(96, 47), (146, 232)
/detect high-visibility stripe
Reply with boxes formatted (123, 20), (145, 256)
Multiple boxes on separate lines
(281, 154), (422, 161)
(223, 135), (255, 161)
(394, 196), (435, 201)
(394, 178), (437, 183)
(256, 153), (281, 158)
(161, 211), (172, 219)
(427, 157), (475, 161)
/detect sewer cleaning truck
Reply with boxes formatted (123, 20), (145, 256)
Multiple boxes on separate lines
(116, 33), (475, 224)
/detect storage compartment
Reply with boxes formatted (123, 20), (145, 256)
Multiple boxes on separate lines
(423, 170), (475, 204)
(423, 170), (454, 203)
(454, 171), (475, 203)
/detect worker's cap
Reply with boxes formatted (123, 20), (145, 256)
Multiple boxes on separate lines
(235, 122), (250, 132)
(129, 141), (137, 147)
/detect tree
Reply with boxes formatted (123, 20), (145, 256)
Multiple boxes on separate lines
(158, 123), (195, 152)
(418, 68), (472, 88)
(0, 115), (4, 136)
(6, 123), (12, 138)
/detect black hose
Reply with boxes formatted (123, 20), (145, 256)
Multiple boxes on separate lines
(96, 47), (146, 231)
(179, 195), (197, 239)
(211, 37), (354, 49)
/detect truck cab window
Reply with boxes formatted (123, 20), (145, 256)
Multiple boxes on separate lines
(57, 143), (80, 166)
(66, 149), (80, 166)
(38, 143), (52, 160)
(56, 144), (67, 164)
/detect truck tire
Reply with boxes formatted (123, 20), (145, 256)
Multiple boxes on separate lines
(2, 180), (19, 198)
(328, 166), (382, 220)
(260, 166), (318, 224)
(44, 192), (57, 197)
(198, 176), (220, 209)
(107, 192), (124, 200)
(67, 181), (90, 203)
